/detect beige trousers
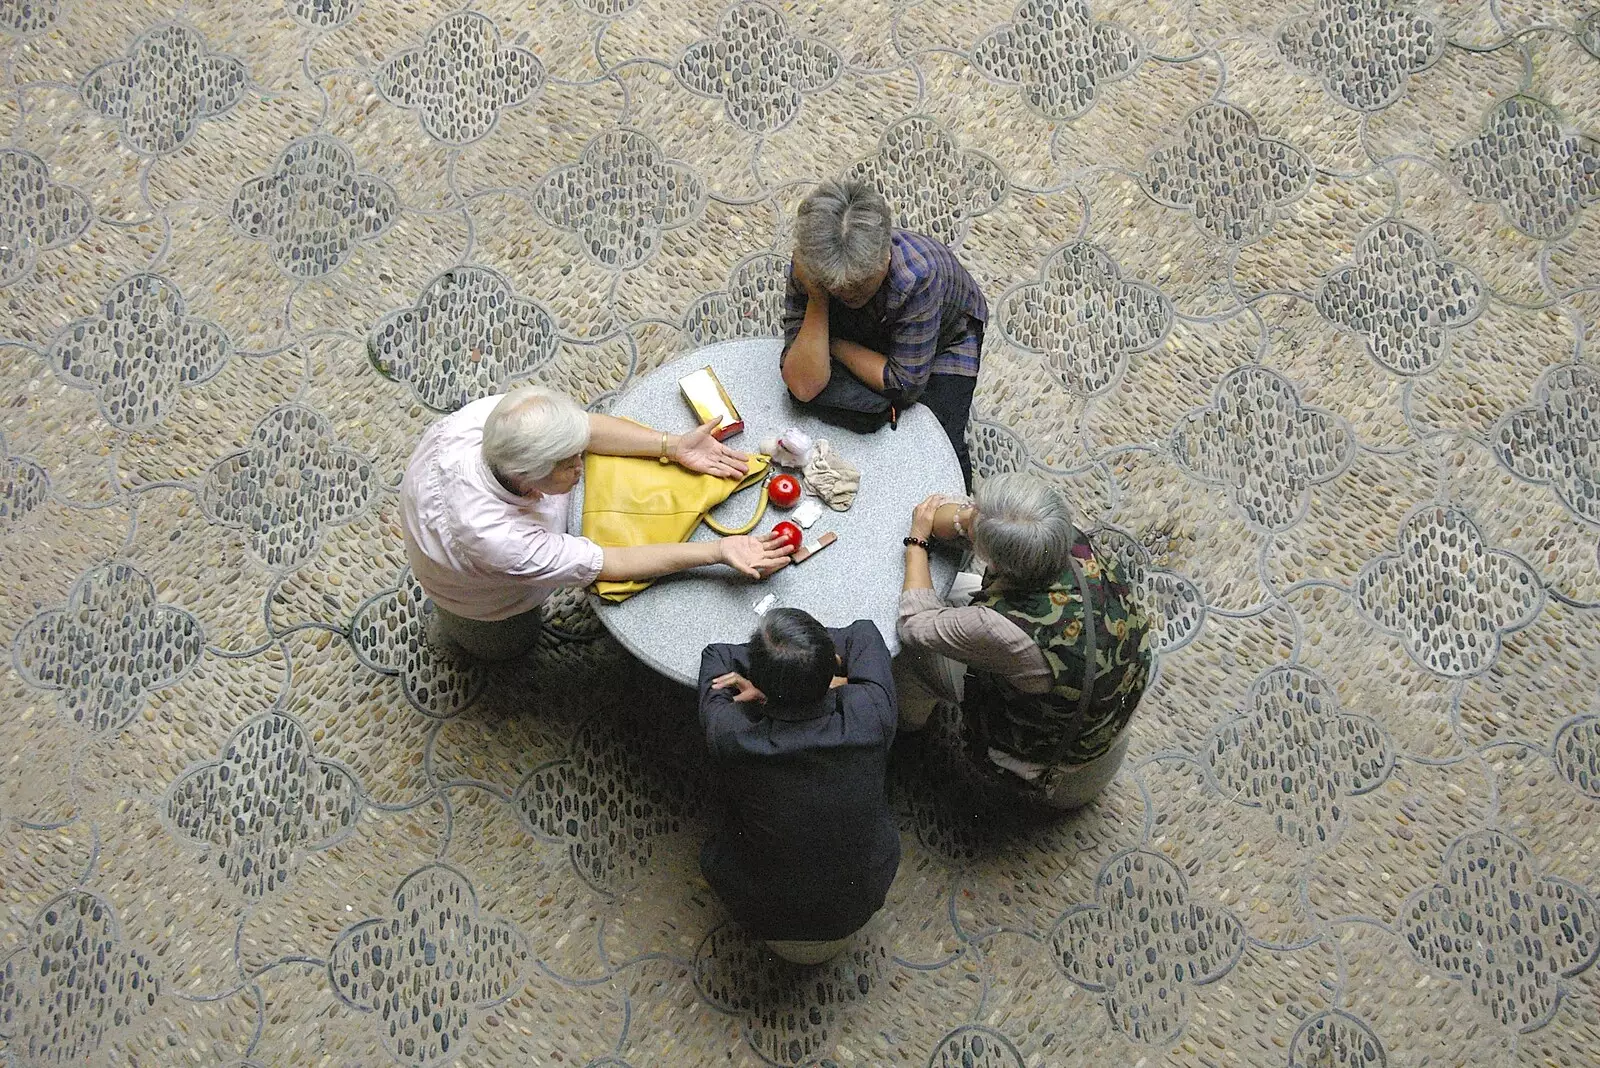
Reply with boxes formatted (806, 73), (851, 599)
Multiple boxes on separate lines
(765, 936), (857, 965)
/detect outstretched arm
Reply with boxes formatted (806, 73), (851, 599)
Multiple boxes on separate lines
(598, 533), (794, 581)
(586, 413), (749, 479)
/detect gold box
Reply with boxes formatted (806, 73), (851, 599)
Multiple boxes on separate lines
(678, 366), (744, 441)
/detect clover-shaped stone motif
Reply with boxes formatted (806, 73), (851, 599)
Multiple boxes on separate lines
(1207, 665), (1393, 852)
(12, 562), (204, 734)
(682, 251), (787, 345)
(928, 1026), (1026, 1068)
(675, 2), (840, 135)
(1582, 13), (1600, 60)
(1451, 97), (1600, 240)
(1050, 849), (1244, 1044)
(163, 712), (361, 899)
(1171, 366), (1354, 532)
(0, 891), (161, 1062)
(534, 129), (703, 270)
(0, 431), (48, 528)
(1492, 363), (1600, 527)
(1276, 0), (1441, 111)
(998, 241), (1172, 397)
(693, 921), (890, 1066)
(1317, 220), (1484, 377)
(0, 0), (60, 35)
(0, 149), (92, 287)
(1288, 1011), (1387, 1067)
(329, 864), (529, 1066)
(844, 115), (1006, 249)
(230, 135), (399, 278)
(46, 273), (231, 430)
(1092, 528), (1205, 653)
(514, 716), (693, 894)
(1404, 831), (1598, 1031)
(81, 25), (246, 156)
(1553, 715), (1600, 800)
(1145, 103), (1314, 245)
(350, 567), (487, 717)
(1355, 506), (1542, 678)
(374, 13), (543, 146)
(970, 0), (1143, 120)
(201, 404), (374, 569)
(368, 266), (559, 413)
(288, 0), (358, 28)
(968, 418), (1030, 481)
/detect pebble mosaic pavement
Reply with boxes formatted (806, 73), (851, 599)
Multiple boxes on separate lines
(1, 0), (1599, 1065)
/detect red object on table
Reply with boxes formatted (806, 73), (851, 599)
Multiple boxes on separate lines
(768, 473), (801, 508)
(771, 521), (803, 551)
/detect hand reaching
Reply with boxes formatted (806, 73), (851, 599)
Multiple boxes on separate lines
(672, 418), (750, 479)
(718, 532), (795, 578)
(712, 671), (766, 704)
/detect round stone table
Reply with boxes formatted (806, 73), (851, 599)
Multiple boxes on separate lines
(571, 338), (963, 687)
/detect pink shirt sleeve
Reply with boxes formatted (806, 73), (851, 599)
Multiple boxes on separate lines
(495, 523), (605, 590)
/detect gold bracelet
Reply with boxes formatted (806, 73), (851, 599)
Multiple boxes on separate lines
(658, 430), (670, 465)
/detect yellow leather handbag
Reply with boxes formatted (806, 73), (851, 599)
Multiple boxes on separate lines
(581, 449), (770, 602)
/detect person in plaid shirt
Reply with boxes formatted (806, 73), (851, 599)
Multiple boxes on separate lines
(780, 179), (987, 489)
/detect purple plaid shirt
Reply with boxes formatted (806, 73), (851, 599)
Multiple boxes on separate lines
(781, 229), (987, 401)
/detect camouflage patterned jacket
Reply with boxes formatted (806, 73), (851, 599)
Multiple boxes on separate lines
(964, 532), (1153, 766)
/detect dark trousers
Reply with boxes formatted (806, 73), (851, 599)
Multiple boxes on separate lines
(920, 372), (977, 491)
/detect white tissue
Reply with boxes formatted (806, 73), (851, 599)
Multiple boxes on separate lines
(792, 497), (824, 529)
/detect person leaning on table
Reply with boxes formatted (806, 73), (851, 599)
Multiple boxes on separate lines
(896, 472), (1153, 813)
(697, 609), (900, 965)
(399, 385), (795, 662)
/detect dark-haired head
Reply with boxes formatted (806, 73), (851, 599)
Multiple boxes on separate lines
(747, 608), (837, 706)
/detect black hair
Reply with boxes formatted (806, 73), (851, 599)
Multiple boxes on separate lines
(747, 608), (837, 705)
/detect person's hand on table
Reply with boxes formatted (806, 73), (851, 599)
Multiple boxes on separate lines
(672, 418), (750, 478)
(909, 493), (950, 542)
(712, 671), (766, 703)
(718, 532), (795, 578)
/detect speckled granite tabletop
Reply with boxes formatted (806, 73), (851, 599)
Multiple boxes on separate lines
(573, 338), (962, 685)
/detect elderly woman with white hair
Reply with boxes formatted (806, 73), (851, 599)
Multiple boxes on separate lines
(400, 386), (794, 661)
(897, 472), (1153, 812)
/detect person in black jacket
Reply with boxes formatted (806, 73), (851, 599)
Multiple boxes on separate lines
(697, 609), (901, 964)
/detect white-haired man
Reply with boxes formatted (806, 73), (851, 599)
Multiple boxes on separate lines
(401, 387), (793, 661)
(781, 179), (987, 490)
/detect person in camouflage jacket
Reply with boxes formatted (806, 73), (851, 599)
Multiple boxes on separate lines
(897, 472), (1154, 814)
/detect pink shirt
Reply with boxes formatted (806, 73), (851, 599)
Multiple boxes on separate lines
(400, 396), (604, 621)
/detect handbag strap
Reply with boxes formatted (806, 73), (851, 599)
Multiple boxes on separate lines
(702, 471), (769, 535)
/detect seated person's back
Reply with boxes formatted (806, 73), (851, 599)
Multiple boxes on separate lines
(697, 611), (900, 946)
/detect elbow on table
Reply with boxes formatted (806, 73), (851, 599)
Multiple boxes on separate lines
(780, 352), (828, 402)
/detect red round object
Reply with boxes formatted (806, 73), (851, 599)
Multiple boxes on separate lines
(772, 521), (803, 551)
(768, 473), (802, 508)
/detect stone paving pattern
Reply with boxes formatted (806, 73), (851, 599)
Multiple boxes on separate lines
(1, 0), (1598, 1065)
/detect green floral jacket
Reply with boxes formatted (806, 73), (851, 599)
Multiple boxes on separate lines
(965, 533), (1153, 766)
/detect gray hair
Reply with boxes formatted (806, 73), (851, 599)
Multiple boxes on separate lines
(794, 179), (892, 291)
(971, 472), (1078, 589)
(480, 386), (590, 484)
